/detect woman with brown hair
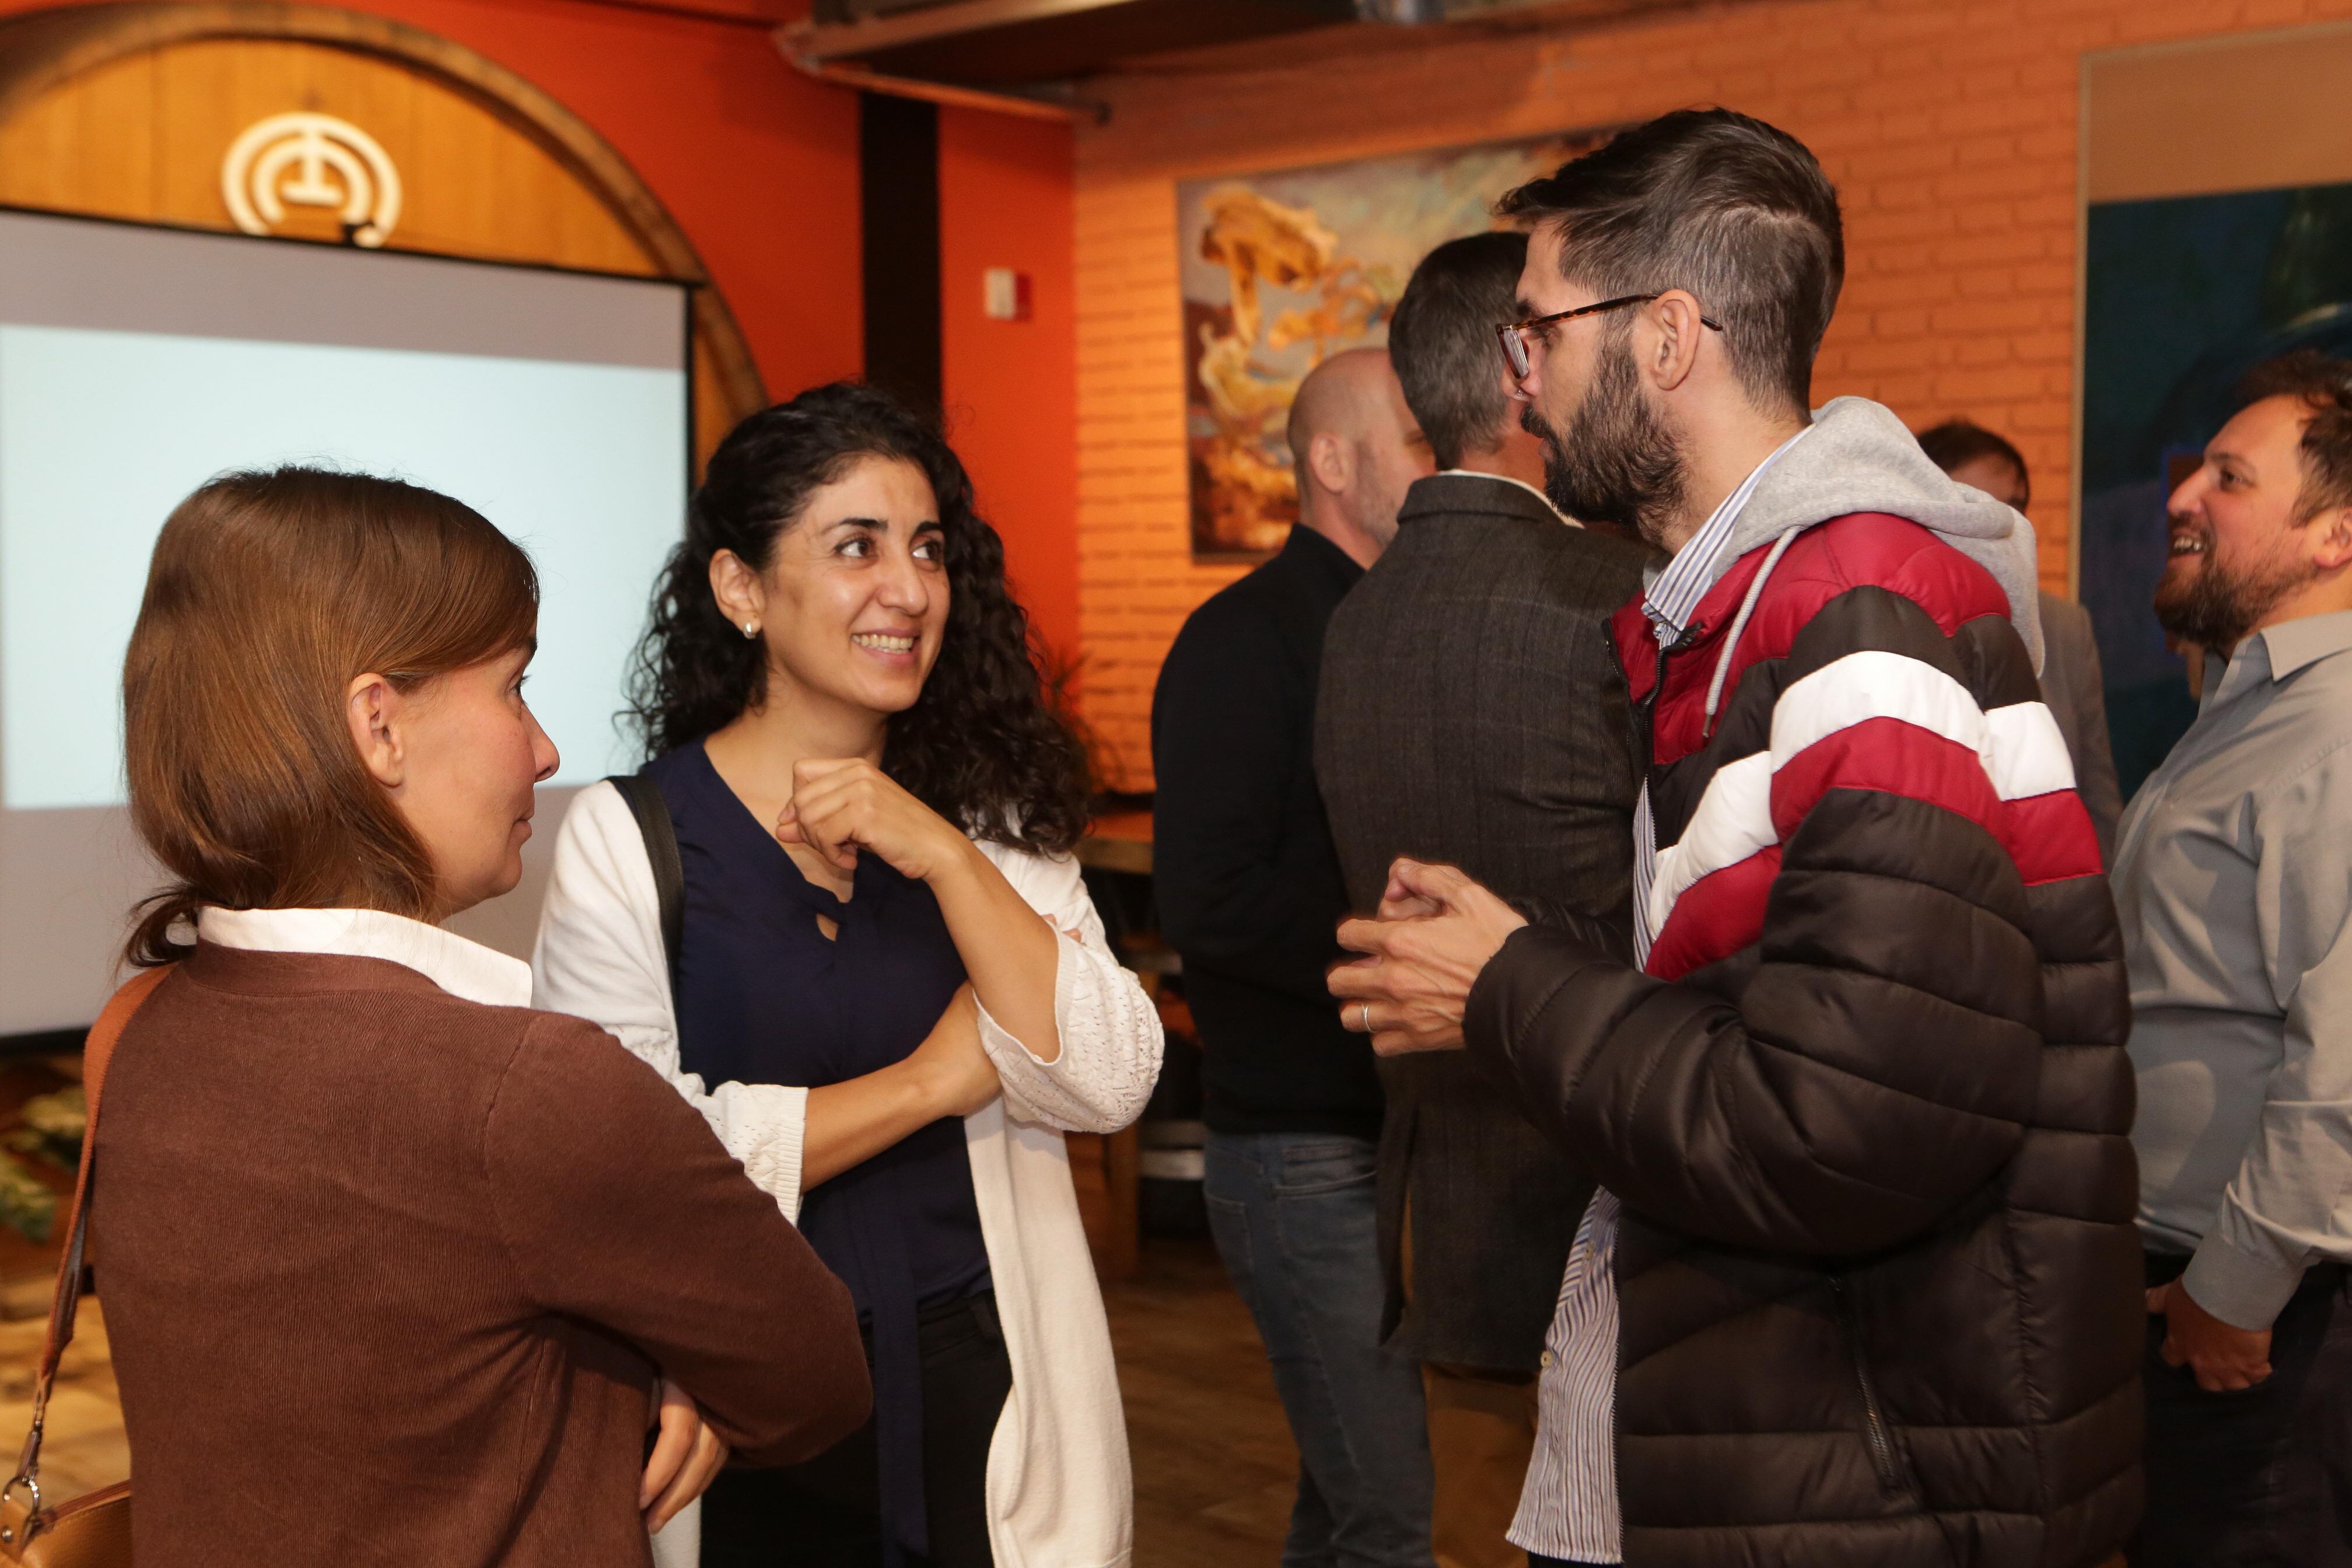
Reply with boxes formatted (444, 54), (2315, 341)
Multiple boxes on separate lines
(89, 466), (870, 1567)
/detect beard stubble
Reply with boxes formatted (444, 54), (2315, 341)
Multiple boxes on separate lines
(2152, 520), (2318, 653)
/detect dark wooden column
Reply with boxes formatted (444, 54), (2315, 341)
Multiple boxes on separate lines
(858, 92), (942, 415)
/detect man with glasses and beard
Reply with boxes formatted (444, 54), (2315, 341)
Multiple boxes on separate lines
(2112, 350), (2352, 1567)
(1328, 108), (2140, 1567)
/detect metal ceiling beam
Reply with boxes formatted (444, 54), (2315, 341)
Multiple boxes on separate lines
(775, 17), (1104, 120)
(795, 0), (1130, 64)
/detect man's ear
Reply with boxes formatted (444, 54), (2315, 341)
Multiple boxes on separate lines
(2309, 504), (2352, 573)
(347, 673), (407, 790)
(1308, 430), (1355, 498)
(708, 548), (767, 639)
(1643, 290), (1707, 393)
(1499, 356), (1531, 406)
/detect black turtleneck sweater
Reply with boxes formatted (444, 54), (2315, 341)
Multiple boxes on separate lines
(1150, 524), (1381, 1139)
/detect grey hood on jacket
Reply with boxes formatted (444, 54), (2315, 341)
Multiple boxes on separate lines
(1699, 395), (2046, 672)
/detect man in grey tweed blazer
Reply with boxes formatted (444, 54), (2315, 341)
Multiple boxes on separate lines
(1917, 418), (2124, 861)
(1315, 232), (1656, 1568)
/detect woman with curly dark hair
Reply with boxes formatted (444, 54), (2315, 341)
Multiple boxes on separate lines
(533, 383), (1161, 1568)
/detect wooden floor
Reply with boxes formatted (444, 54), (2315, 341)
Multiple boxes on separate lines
(1105, 1236), (1298, 1566)
(0, 1274), (128, 1502)
(0, 1235), (1297, 1566)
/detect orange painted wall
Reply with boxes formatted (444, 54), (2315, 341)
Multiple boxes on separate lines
(1071, 0), (2352, 792)
(938, 107), (1081, 674)
(374, 0), (864, 402)
(0, 0), (867, 406)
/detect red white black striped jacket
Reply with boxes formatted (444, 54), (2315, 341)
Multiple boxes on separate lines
(1466, 510), (2142, 1566)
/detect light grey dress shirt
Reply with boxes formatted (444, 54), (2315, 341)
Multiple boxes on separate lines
(2114, 608), (2352, 1332)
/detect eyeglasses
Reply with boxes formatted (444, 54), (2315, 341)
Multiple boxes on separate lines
(1495, 293), (1726, 382)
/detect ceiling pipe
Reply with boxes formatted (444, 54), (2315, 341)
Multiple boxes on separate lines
(775, 19), (1105, 122)
(793, 0), (1133, 61)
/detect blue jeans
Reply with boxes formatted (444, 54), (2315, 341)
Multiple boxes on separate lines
(1205, 1129), (1436, 1568)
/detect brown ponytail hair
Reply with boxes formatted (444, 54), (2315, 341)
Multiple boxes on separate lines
(121, 467), (538, 966)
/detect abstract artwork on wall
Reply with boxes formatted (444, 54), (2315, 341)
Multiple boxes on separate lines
(1177, 130), (1608, 562)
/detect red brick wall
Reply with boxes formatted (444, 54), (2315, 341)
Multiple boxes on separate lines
(1073, 0), (2352, 791)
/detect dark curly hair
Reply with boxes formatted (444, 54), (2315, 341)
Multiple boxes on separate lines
(629, 382), (1091, 855)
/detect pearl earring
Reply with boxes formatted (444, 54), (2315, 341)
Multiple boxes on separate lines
(741, 622), (758, 639)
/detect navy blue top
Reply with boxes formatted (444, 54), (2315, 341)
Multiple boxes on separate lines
(646, 740), (987, 1556)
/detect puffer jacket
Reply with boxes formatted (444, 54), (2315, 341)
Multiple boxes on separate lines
(1464, 402), (2141, 1567)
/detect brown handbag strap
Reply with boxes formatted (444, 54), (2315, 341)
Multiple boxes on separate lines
(10, 965), (173, 1496)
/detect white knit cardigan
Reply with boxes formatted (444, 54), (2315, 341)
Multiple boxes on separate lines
(530, 780), (1163, 1568)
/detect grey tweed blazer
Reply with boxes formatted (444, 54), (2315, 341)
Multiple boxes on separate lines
(1315, 471), (1657, 1373)
(2038, 591), (2123, 866)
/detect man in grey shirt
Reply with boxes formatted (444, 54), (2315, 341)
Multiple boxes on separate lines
(2115, 349), (2352, 1566)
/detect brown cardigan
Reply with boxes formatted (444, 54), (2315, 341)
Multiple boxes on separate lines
(87, 943), (870, 1568)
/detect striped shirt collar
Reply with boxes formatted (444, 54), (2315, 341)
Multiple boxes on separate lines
(1643, 425), (1811, 645)
(197, 905), (531, 1007)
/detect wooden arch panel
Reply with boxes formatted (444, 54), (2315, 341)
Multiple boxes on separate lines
(0, 1), (765, 466)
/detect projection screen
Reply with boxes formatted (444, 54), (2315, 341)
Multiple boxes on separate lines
(0, 207), (692, 1038)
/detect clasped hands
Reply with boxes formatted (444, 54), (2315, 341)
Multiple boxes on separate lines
(1328, 859), (1526, 1056)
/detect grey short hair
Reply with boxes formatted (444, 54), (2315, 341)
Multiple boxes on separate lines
(1388, 231), (1527, 471)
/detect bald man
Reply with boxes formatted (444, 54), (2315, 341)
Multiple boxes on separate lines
(1154, 348), (1438, 1568)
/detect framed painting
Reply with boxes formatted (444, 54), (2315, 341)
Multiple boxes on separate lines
(1177, 129), (1609, 562)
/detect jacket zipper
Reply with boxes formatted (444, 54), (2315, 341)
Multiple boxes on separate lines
(1633, 643), (1666, 782)
(1618, 631), (1686, 951)
(1830, 1276), (1915, 1499)
(1630, 631), (1684, 799)
(1628, 628), (1693, 857)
